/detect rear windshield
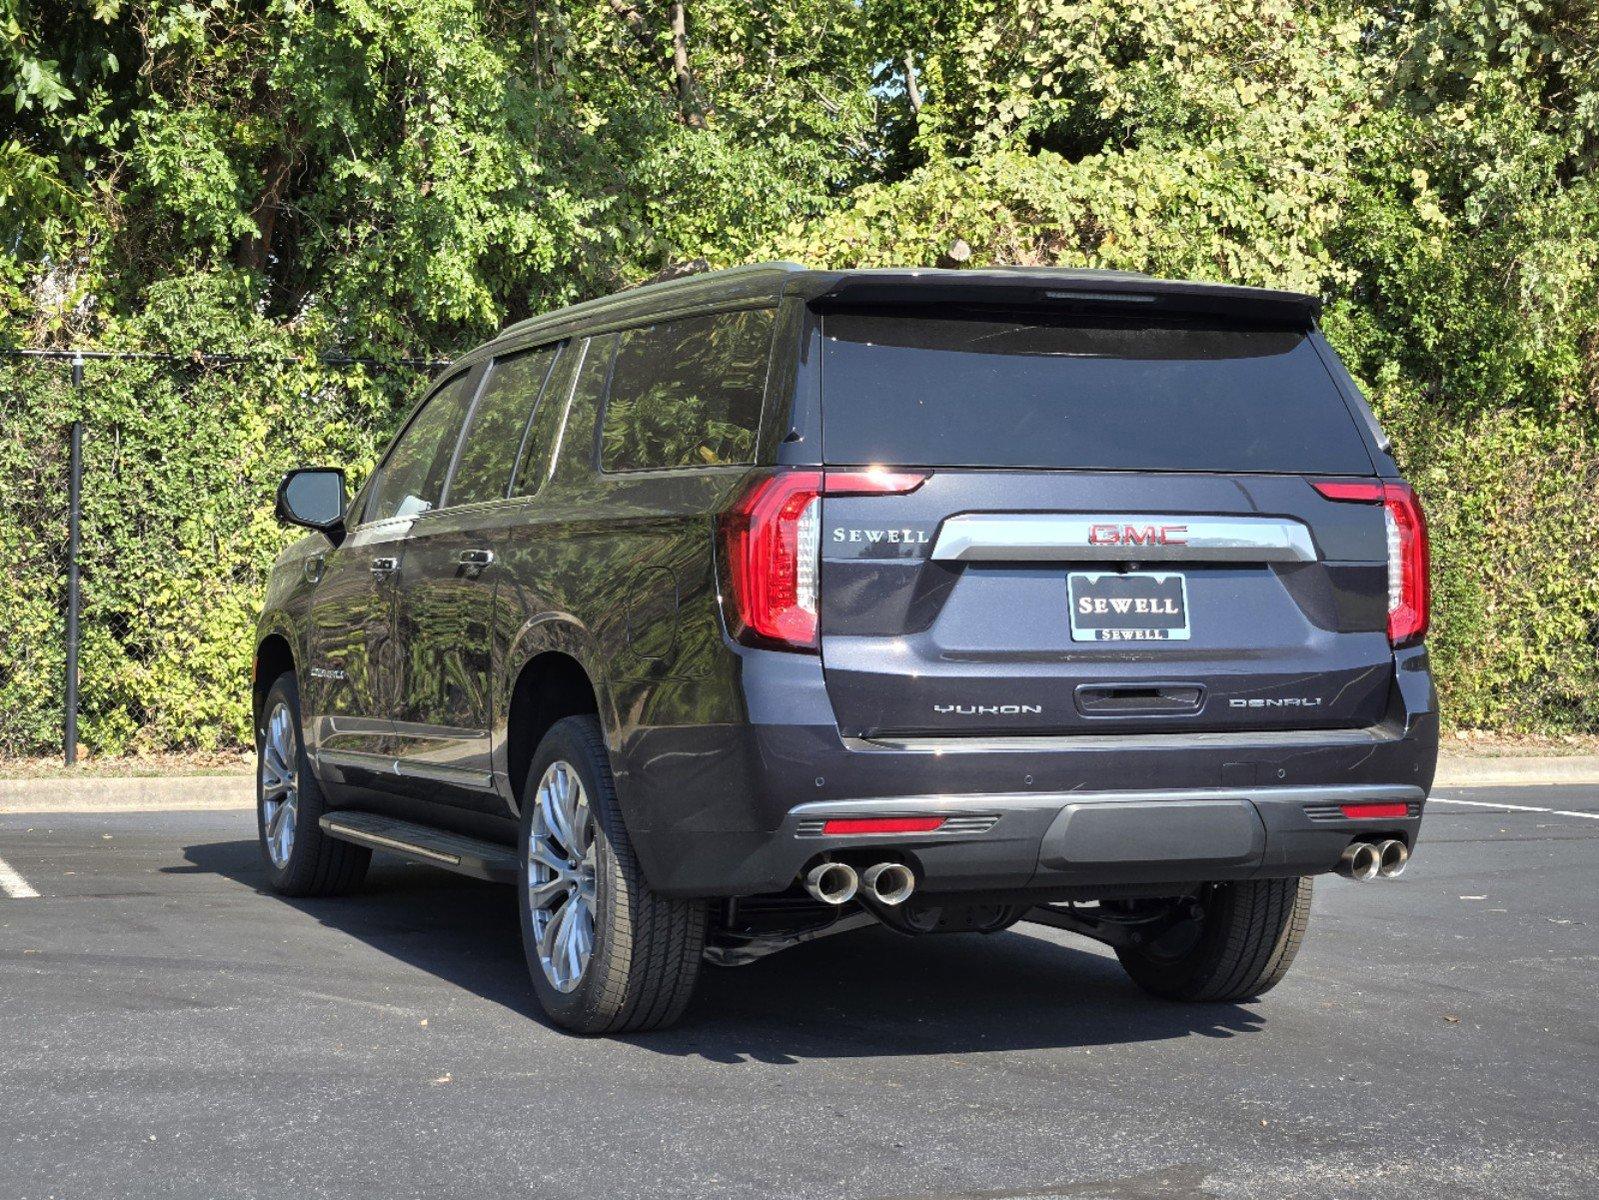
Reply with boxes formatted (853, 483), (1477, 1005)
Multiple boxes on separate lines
(820, 312), (1374, 474)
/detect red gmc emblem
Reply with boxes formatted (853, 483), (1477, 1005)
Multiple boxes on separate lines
(1088, 523), (1190, 546)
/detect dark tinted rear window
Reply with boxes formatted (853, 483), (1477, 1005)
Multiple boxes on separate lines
(601, 308), (774, 472)
(821, 313), (1374, 474)
(446, 345), (559, 507)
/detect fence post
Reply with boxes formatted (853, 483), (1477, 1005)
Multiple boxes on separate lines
(64, 355), (84, 766)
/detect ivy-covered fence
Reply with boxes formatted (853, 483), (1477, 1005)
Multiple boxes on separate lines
(0, 352), (432, 758)
(3, 333), (1599, 759)
(3, 1), (1596, 754)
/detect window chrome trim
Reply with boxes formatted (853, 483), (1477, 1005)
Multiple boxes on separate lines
(929, 514), (1319, 563)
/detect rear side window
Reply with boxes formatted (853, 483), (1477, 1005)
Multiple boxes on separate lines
(446, 345), (559, 507)
(367, 372), (477, 523)
(820, 313), (1375, 475)
(600, 308), (775, 472)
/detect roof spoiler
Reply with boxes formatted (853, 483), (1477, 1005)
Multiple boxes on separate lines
(800, 268), (1321, 324)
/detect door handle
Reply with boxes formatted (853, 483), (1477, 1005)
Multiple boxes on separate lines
(456, 549), (495, 568)
(370, 556), (399, 577)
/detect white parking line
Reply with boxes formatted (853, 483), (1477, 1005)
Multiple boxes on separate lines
(1431, 796), (1599, 821)
(0, 853), (41, 898)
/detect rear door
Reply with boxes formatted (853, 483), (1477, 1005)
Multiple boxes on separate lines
(390, 345), (562, 806)
(816, 310), (1393, 738)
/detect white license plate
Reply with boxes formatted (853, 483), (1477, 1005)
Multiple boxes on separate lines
(1068, 572), (1191, 642)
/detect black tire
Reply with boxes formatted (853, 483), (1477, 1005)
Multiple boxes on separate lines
(1115, 877), (1312, 1002)
(517, 715), (706, 1034)
(255, 672), (370, 897)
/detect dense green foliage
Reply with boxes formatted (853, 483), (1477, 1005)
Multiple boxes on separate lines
(2, 0), (1596, 753)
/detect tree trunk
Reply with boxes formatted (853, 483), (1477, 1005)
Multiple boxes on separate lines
(672, 2), (708, 129)
(904, 54), (923, 116)
(235, 142), (295, 272)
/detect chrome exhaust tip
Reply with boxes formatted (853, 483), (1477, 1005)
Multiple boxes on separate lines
(803, 861), (859, 906)
(861, 862), (916, 907)
(1336, 840), (1380, 882)
(1376, 838), (1410, 878)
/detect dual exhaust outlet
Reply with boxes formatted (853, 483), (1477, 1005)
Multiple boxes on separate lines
(1337, 838), (1410, 882)
(803, 860), (916, 907)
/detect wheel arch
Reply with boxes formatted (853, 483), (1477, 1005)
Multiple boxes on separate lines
(499, 612), (619, 810)
(253, 631), (297, 731)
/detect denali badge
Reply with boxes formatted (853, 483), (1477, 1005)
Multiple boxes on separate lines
(1229, 697), (1323, 708)
(934, 704), (1043, 715)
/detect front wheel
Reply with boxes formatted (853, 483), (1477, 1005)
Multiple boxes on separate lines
(256, 672), (370, 897)
(517, 716), (706, 1034)
(1115, 877), (1312, 1002)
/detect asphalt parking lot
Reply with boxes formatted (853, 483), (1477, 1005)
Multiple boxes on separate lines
(2, 786), (1595, 1200)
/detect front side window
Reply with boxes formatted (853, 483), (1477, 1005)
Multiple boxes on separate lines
(600, 308), (774, 472)
(447, 346), (560, 508)
(366, 372), (476, 523)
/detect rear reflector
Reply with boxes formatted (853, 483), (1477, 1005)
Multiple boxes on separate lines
(1339, 802), (1409, 820)
(1312, 479), (1430, 647)
(820, 816), (946, 836)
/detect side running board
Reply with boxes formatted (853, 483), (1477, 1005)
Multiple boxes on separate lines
(319, 812), (519, 884)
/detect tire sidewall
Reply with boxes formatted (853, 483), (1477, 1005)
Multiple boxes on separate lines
(255, 672), (325, 893)
(517, 718), (626, 1031)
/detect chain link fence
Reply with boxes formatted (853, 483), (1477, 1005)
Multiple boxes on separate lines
(0, 350), (439, 764)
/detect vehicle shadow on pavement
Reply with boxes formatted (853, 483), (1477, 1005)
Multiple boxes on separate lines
(181, 838), (1267, 1061)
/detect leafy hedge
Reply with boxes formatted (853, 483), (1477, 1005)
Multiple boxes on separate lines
(2, 1), (1596, 753)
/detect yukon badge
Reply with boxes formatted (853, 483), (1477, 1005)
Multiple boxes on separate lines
(935, 703), (1043, 716)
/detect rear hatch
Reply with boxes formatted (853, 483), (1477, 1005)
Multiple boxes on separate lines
(816, 307), (1394, 738)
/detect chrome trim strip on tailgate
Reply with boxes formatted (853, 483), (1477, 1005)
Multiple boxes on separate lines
(930, 514), (1318, 563)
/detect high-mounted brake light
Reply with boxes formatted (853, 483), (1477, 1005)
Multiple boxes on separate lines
(1313, 479), (1430, 647)
(720, 468), (931, 652)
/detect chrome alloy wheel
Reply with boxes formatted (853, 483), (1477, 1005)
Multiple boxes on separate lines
(528, 761), (598, 993)
(260, 700), (300, 869)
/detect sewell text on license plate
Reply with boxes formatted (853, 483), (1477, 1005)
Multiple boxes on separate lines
(1067, 572), (1190, 642)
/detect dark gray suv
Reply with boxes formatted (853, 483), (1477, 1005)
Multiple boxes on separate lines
(255, 264), (1437, 1033)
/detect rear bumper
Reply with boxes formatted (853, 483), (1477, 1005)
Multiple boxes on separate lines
(637, 782), (1426, 897)
(615, 644), (1438, 898)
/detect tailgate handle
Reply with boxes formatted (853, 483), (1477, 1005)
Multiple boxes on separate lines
(1075, 682), (1205, 717)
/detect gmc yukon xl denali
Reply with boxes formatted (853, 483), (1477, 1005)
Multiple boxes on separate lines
(255, 264), (1437, 1034)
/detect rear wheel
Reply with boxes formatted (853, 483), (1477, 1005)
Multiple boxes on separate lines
(517, 716), (706, 1034)
(1115, 877), (1312, 1002)
(255, 672), (370, 897)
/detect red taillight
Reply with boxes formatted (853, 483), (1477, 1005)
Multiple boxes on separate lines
(720, 468), (930, 652)
(1383, 482), (1428, 646)
(825, 469), (928, 496)
(821, 816), (946, 835)
(1312, 479), (1430, 648)
(721, 470), (824, 650)
(1339, 802), (1410, 820)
